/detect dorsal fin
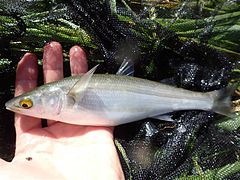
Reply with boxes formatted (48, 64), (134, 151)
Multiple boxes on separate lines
(116, 58), (134, 76)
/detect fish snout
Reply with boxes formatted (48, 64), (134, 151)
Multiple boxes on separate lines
(5, 99), (17, 111)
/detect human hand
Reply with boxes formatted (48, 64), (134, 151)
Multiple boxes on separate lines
(0, 42), (124, 179)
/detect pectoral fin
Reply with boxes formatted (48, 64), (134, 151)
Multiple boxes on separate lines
(67, 65), (98, 101)
(151, 114), (174, 122)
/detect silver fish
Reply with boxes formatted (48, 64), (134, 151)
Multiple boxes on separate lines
(5, 64), (232, 126)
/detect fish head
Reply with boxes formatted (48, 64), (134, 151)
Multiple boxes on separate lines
(5, 86), (64, 119)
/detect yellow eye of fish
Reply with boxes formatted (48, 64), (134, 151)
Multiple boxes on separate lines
(19, 99), (33, 109)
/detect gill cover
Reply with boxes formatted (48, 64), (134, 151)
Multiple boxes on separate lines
(41, 90), (63, 115)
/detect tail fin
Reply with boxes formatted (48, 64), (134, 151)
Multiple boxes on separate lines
(209, 86), (236, 117)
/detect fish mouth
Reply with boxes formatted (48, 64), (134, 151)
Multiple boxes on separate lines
(5, 101), (11, 110)
(5, 106), (11, 111)
(5, 106), (18, 111)
(5, 100), (19, 112)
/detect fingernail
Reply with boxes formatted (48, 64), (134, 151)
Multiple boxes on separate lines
(70, 46), (85, 55)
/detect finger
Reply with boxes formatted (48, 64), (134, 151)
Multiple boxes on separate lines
(15, 53), (41, 135)
(43, 41), (64, 83)
(43, 42), (63, 126)
(69, 46), (88, 75)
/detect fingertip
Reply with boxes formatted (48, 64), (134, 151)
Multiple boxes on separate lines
(43, 41), (63, 70)
(43, 41), (63, 83)
(70, 45), (86, 55)
(15, 53), (38, 96)
(16, 53), (38, 81)
(70, 45), (88, 75)
(44, 41), (62, 51)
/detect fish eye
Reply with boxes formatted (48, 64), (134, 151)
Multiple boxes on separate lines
(19, 99), (33, 109)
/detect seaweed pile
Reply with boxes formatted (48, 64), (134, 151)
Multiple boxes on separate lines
(0, 0), (240, 179)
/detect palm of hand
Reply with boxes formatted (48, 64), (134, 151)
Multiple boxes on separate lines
(11, 123), (122, 179)
(0, 42), (124, 179)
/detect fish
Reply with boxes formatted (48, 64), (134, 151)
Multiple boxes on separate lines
(5, 61), (233, 126)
